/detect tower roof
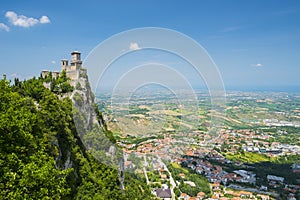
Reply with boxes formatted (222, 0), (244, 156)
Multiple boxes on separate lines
(71, 51), (80, 55)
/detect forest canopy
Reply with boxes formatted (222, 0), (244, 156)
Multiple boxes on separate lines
(0, 75), (153, 200)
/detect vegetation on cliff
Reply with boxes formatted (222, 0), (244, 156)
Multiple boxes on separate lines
(0, 75), (153, 199)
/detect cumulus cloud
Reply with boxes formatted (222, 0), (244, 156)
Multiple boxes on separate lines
(5, 11), (50, 28)
(129, 42), (141, 50)
(251, 63), (264, 67)
(0, 23), (9, 31)
(51, 60), (56, 64)
(40, 16), (50, 24)
(6, 11), (39, 27)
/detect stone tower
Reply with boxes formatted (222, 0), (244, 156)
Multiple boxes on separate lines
(61, 51), (83, 80)
(61, 59), (68, 71)
(70, 51), (82, 70)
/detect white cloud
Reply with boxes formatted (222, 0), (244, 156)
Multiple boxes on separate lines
(251, 63), (264, 67)
(51, 60), (56, 64)
(5, 11), (50, 28)
(129, 42), (141, 50)
(6, 11), (39, 27)
(0, 23), (9, 31)
(40, 16), (50, 24)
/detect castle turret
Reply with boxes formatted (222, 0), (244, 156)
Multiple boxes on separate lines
(70, 51), (82, 69)
(61, 59), (68, 71)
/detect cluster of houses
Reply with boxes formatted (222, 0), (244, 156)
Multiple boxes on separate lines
(180, 155), (256, 185)
(242, 142), (300, 156)
(212, 129), (300, 156)
(178, 151), (300, 200)
(115, 125), (300, 199)
(263, 118), (300, 127)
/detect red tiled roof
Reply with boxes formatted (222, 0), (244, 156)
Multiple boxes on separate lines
(197, 192), (205, 196)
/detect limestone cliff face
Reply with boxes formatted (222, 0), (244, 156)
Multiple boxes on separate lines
(51, 69), (106, 171)
(70, 70), (99, 132)
(68, 69), (120, 164)
(68, 70), (125, 191)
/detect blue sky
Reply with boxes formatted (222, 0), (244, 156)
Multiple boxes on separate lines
(0, 0), (300, 91)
